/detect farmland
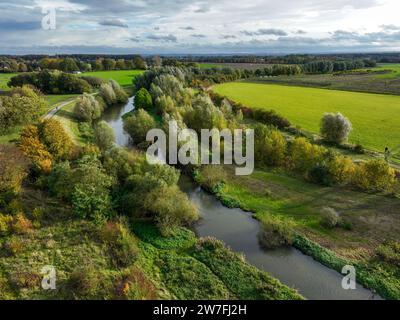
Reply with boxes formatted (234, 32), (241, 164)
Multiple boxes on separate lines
(81, 69), (144, 87)
(247, 63), (400, 95)
(214, 82), (400, 151)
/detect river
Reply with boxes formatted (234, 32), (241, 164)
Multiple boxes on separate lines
(101, 96), (381, 300)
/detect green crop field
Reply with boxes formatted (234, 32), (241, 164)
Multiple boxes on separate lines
(81, 69), (144, 87)
(0, 73), (17, 91)
(214, 82), (400, 151)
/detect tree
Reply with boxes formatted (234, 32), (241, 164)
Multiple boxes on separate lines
(254, 124), (287, 166)
(353, 159), (396, 192)
(135, 88), (153, 110)
(320, 112), (352, 144)
(71, 156), (114, 223)
(133, 56), (146, 69)
(94, 121), (115, 151)
(289, 137), (327, 175)
(0, 145), (29, 194)
(144, 185), (198, 235)
(123, 109), (156, 145)
(59, 58), (79, 72)
(99, 83), (117, 106)
(39, 119), (73, 160)
(74, 94), (102, 122)
(19, 125), (53, 173)
(110, 80), (128, 104)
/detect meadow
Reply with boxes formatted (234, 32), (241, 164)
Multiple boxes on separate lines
(0, 73), (16, 91)
(81, 69), (144, 87)
(214, 82), (400, 151)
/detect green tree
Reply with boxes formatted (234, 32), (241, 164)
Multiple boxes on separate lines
(123, 109), (156, 146)
(93, 121), (115, 151)
(74, 94), (102, 122)
(135, 87), (153, 110)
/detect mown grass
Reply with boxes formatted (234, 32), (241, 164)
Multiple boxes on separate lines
(45, 94), (79, 107)
(53, 101), (88, 146)
(214, 82), (400, 151)
(81, 70), (144, 87)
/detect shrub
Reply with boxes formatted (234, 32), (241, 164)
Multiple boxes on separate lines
(99, 218), (139, 268)
(252, 109), (291, 129)
(115, 267), (158, 300)
(47, 161), (74, 200)
(258, 215), (295, 249)
(254, 124), (287, 167)
(320, 207), (341, 228)
(9, 271), (41, 289)
(326, 153), (356, 185)
(376, 241), (400, 267)
(3, 237), (25, 256)
(196, 165), (226, 192)
(353, 159), (396, 192)
(0, 213), (13, 236)
(80, 76), (106, 88)
(68, 266), (106, 298)
(93, 121), (115, 151)
(123, 109), (157, 146)
(320, 112), (352, 144)
(309, 164), (332, 186)
(288, 137), (327, 176)
(73, 93), (102, 122)
(11, 213), (33, 235)
(144, 185), (199, 235)
(0, 145), (29, 194)
(135, 87), (153, 110)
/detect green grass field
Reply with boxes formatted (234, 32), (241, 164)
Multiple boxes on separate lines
(81, 69), (144, 87)
(361, 63), (400, 79)
(214, 82), (400, 151)
(0, 73), (17, 91)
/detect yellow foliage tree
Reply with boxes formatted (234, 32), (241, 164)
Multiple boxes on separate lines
(19, 125), (53, 173)
(39, 119), (73, 160)
(289, 137), (327, 175)
(353, 159), (397, 192)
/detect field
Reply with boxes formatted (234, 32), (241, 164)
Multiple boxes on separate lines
(81, 70), (144, 87)
(0, 73), (17, 91)
(214, 82), (400, 151)
(247, 63), (400, 95)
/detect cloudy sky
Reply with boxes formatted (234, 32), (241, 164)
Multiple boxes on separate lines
(1, 0), (400, 55)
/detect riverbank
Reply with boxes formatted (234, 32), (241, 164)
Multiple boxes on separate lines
(194, 165), (399, 299)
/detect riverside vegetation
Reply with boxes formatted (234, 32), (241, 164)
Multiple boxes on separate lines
(0, 61), (399, 300)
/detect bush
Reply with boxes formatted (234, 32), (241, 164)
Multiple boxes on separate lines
(252, 109), (291, 129)
(99, 83), (116, 106)
(123, 109), (157, 146)
(254, 124), (287, 167)
(326, 153), (356, 185)
(135, 87), (153, 110)
(144, 185), (198, 235)
(11, 213), (33, 235)
(3, 236), (25, 256)
(73, 94), (102, 123)
(258, 215), (295, 249)
(288, 137), (327, 176)
(320, 207), (341, 228)
(114, 267), (157, 300)
(353, 159), (396, 192)
(110, 80), (129, 104)
(99, 218), (139, 268)
(376, 241), (400, 267)
(93, 121), (115, 151)
(195, 165), (226, 192)
(0, 213), (13, 236)
(0, 145), (29, 194)
(320, 112), (352, 144)
(47, 161), (74, 200)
